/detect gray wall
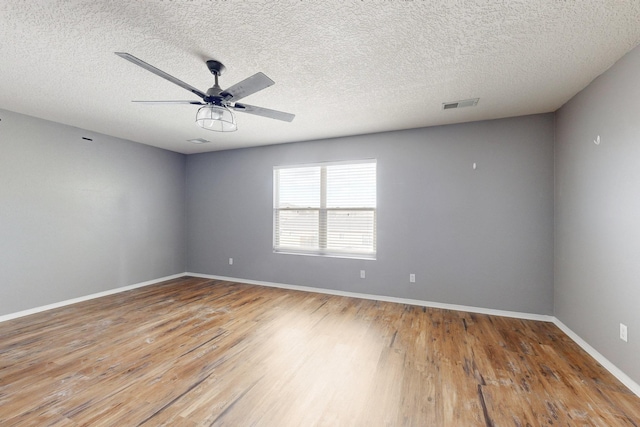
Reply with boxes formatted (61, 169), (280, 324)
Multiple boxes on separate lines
(555, 45), (640, 384)
(186, 114), (555, 314)
(0, 109), (186, 316)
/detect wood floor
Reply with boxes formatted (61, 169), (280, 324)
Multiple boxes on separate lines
(0, 277), (639, 426)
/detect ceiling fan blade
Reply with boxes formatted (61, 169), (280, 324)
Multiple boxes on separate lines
(132, 100), (205, 105)
(220, 72), (275, 102)
(232, 103), (295, 122)
(115, 52), (207, 99)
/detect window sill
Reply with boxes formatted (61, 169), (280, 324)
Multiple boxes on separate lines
(273, 249), (376, 261)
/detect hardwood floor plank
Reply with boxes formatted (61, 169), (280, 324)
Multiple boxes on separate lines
(1, 277), (639, 426)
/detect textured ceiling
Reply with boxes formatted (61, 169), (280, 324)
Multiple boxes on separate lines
(1, 1), (639, 154)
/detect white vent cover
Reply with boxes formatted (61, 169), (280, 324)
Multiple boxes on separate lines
(187, 138), (211, 144)
(442, 98), (479, 110)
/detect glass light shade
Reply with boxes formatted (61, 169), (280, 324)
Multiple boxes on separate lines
(195, 105), (237, 132)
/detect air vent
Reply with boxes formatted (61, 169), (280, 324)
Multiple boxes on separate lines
(187, 138), (211, 144)
(442, 98), (479, 110)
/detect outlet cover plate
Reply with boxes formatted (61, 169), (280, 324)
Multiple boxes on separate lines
(620, 323), (628, 342)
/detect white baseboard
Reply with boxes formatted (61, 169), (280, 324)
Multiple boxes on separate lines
(186, 272), (554, 322)
(3, 271), (638, 398)
(552, 318), (640, 397)
(0, 273), (185, 323)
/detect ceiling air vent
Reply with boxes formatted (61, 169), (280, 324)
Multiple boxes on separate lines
(442, 98), (479, 110)
(187, 138), (211, 144)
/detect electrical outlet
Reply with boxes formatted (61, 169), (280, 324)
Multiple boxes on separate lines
(409, 274), (416, 283)
(229, 258), (233, 265)
(360, 270), (366, 279)
(620, 323), (628, 342)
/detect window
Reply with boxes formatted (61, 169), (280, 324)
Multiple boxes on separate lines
(273, 160), (377, 259)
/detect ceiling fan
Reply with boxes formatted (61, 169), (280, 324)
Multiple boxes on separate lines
(115, 52), (295, 132)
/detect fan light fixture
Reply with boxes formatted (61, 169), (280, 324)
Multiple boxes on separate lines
(196, 105), (237, 132)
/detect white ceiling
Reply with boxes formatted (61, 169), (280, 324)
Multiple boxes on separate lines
(1, 1), (639, 154)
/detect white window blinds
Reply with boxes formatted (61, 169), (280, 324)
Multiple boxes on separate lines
(274, 160), (377, 259)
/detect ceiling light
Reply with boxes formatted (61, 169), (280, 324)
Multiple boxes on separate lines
(195, 105), (237, 132)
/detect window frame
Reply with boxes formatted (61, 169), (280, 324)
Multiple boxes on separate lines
(273, 159), (377, 260)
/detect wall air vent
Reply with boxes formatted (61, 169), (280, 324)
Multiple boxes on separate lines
(442, 98), (479, 110)
(187, 138), (211, 144)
